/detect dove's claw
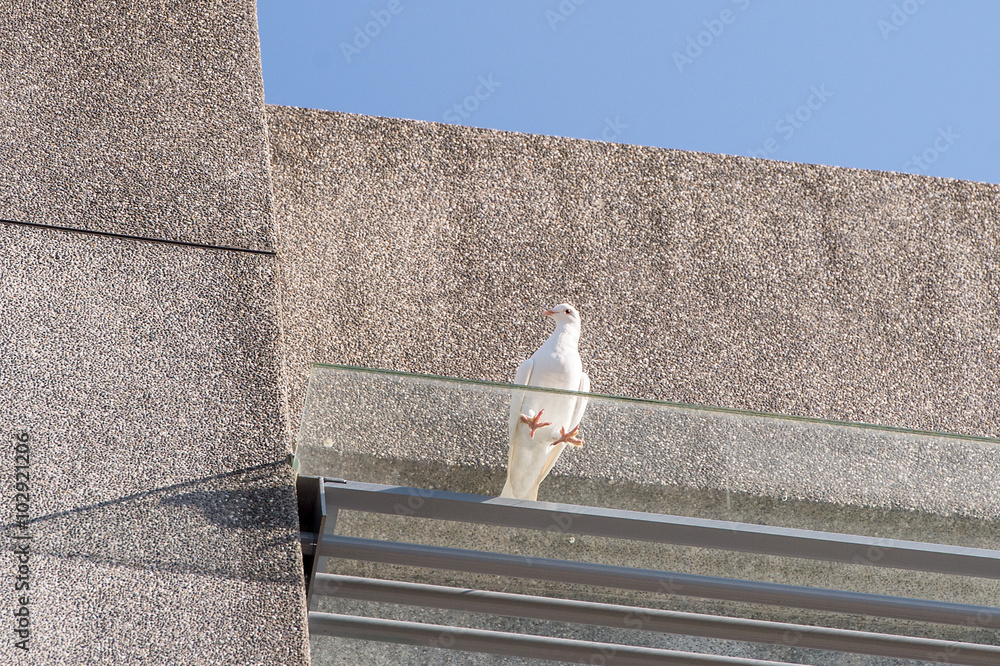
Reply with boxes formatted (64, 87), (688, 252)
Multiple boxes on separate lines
(520, 410), (552, 438)
(553, 424), (584, 447)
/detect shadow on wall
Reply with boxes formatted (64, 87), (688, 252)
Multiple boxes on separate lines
(6, 461), (301, 585)
(163, 484), (293, 530)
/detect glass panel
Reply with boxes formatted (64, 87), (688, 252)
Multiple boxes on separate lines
(300, 364), (1000, 662)
(298, 363), (1000, 537)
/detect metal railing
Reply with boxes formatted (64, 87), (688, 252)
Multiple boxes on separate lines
(296, 476), (1000, 665)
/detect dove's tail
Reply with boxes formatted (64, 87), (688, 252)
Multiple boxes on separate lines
(499, 477), (540, 501)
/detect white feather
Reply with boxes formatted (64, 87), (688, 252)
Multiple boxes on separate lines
(501, 304), (589, 500)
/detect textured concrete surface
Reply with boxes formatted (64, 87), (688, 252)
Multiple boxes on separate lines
(268, 105), (1000, 441)
(0, 2), (308, 663)
(4, 4), (997, 656)
(0, 224), (307, 664)
(0, 0), (274, 250)
(269, 105), (1000, 663)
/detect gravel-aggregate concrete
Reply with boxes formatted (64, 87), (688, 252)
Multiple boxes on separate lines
(268, 106), (1000, 442)
(269, 106), (1000, 663)
(0, 225), (307, 664)
(0, 1), (274, 250)
(4, 4), (999, 659)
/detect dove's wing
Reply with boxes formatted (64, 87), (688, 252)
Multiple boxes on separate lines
(526, 439), (566, 501)
(507, 357), (534, 449)
(570, 372), (590, 428)
(529, 432), (569, 496)
(530, 374), (590, 495)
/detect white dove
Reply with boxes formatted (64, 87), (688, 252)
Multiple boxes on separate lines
(500, 303), (590, 501)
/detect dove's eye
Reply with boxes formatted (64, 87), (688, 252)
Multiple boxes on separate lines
(564, 309), (571, 314)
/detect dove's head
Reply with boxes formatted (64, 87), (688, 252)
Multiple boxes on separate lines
(543, 303), (582, 328)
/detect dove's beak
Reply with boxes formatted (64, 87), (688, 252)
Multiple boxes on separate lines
(542, 309), (556, 317)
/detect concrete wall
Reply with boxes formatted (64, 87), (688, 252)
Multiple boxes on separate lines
(1, 3), (307, 664)
(3, 1), (998, 660)
(269, 105), (1000, 440)
(0, 0), (274, 248)
(268, 105), (1000, 662)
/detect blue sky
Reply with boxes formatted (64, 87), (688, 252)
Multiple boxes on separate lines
(257, 1), (999, 184)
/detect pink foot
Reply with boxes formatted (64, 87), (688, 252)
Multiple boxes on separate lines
(520, 410), (552, 438)
(552, 424), (583, 447)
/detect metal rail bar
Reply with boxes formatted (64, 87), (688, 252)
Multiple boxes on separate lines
(295, 475), (328, 605)
(322, 480), (1000, 579)
(308, 611), (804, 666)
(307, 533), (1000, 630)
(314, 573), (1000, 664)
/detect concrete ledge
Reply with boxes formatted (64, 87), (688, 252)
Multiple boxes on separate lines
(1, 223), (307, 664)
(268, 106), (1000, 441)
(0, 1), (274, 250)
